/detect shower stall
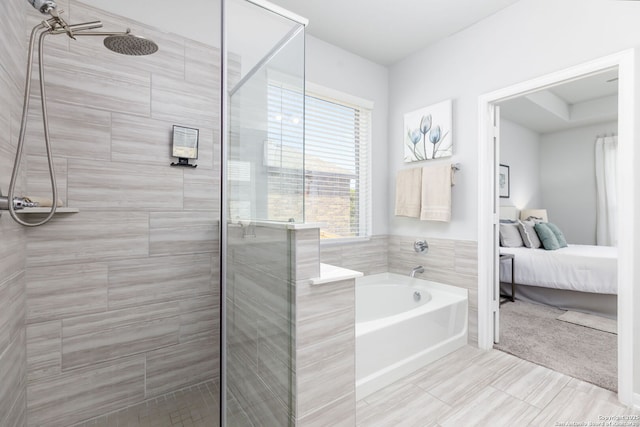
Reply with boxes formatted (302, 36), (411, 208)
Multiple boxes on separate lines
(0, 0), (305, 425)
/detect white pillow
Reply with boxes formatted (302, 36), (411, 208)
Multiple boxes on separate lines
(517, 219), (542, 249)
(499, 223), (524, 247)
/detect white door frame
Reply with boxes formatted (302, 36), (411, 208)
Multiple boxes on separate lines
(477, 49), (636, 405)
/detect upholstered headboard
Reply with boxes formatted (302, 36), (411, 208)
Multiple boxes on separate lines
(499, 206), (518, 221)
(519, 209), (548, 222)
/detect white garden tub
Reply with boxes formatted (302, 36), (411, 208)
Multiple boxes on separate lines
(355, 272), (468, 400)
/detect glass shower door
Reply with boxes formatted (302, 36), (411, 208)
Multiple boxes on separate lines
(222, 1), (305, 425)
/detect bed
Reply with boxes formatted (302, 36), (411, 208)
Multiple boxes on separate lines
(498, 207), (618, 319)
(499, 245), (617, 294)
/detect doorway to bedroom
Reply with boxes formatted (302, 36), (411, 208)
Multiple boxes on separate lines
(477, 50), (636, 405)
(493, 68), (619, 392)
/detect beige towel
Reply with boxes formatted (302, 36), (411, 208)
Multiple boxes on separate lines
(394, 168), (422, 218)
(420, 163), (453, 222)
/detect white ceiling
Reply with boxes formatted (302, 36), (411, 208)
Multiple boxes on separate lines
(266, 0), (618, 133)
(74, 0), (521, 66)
(267, 0), (522, 65)
(499, 69), (619, 134)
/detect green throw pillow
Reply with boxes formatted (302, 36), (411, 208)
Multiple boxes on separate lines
(534, 223), (560, 250)
(545, 222), (568, 248)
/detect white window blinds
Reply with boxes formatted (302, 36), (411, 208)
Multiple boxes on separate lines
(267, 84), (372, 239)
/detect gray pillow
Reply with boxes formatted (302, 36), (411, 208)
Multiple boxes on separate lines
(517, 219), (541, 249)
(499, 223), (524, 247)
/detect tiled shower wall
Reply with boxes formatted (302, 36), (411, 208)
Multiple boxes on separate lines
(227, 224), (359, 427)
(17, 2), (226, 425)
(0, 0), (28, 425)
(295, 274), (356, 426)
(321, 235), (479, 345)
(226, 224), (294, 426)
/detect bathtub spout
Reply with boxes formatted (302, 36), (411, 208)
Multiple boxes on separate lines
(410, 266), (425, 278)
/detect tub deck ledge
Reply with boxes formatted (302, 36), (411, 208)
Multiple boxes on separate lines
(310, 263), (363, 285)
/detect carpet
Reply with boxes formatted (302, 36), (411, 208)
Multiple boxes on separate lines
(557, 311), (617, 335)
(495, 300), (617, 392)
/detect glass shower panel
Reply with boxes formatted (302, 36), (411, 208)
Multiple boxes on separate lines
(226, 5), (305, 223)
(223, 1), (305, 425)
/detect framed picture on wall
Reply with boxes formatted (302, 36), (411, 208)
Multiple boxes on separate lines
(403, 99), (453, 162)
(499, 164), (510, 198)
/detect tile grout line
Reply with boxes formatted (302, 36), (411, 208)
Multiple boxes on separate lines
(68, 379), (218, 427)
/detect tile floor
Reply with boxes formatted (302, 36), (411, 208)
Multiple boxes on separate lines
(71, 382), (220, 427)
(356, 346), (640, 427)
(69, 346), (640, 427)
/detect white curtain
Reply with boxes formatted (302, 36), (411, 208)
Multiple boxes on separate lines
(595, 135), (618, 246)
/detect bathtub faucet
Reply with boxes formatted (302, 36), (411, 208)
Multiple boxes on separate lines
(410, 266), (425, 278)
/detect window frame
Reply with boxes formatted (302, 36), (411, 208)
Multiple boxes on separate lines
(305, 82), (373, 244)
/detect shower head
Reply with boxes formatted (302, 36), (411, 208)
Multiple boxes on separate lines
(56, 26), (159, 56)
(103, 30), (159, 56)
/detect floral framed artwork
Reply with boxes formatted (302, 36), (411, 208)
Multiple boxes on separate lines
(404, 99), (453, 162)
(499, 164), (510, 198)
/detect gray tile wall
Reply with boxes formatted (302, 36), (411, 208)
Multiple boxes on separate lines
(226, 224), (357, 426)
(320, 235), (389, 276)
(226, 224), (294, 426)
(0, 0), (28, 425)
(290, 229), (357, 426)
(17, 2), (225, 425)
(295, 278), (356, 426)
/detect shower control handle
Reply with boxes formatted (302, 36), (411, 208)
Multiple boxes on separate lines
(28, 0), (58, 14)
(414, 240), (429, 254)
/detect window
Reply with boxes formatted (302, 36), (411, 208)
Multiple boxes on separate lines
(267, 84), (372, 240)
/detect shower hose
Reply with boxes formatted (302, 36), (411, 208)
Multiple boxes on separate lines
(8, 22), (58, 226)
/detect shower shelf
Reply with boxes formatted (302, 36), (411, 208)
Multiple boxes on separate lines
(17, 207), (79, 214)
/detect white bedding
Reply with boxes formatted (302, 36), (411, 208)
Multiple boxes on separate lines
(499, 244), (617, 294)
